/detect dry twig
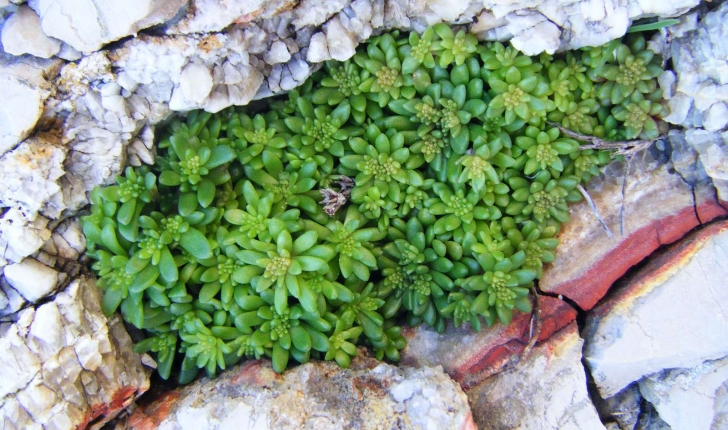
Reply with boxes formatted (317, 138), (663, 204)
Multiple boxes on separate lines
(519, 287), (542, 364)
(547, 122), (665, 157)
(577, 184), (613, 237)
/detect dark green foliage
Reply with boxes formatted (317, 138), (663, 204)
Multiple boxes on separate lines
(82, 26), (665, 383)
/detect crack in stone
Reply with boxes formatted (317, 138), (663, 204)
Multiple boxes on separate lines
(674, 168), (701, 225)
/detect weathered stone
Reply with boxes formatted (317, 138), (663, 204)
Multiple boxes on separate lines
(0, 56), (60, 156)
(467, 323), (604, 430)
(2, 257), (58, 303)
(639, 356), (728, 430)
(128, 355), (475, 430)
(0, 134), (66, 220)
(264, 40), (291, 64)
(0, 209), (52, 267)
(540, 150), (727, 311)
(401, 296), (577, 388)
(164, 0), (271, 35)
(1, 5), (61, 58)
(685, 130), (728, 199)
(34, 0), (187, 53)
(584, 221), (728, 398)
(597, 383), (644, 430)
(170, 61), (214, 110)
(0, 277), (150, 429)
(666, 2), (728, 131)
(324, 15), (357, 61)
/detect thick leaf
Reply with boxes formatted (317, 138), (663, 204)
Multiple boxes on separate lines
(130, 265), (160, 294)
(159, 247), (178, 283)
(121, 296), (144, 328)
(206, 145), (236, 168)
(101, 288), (123, 316)
(178, 192), (199, 216)
(197, 179), (216, 208)
(179, 228), (213, 260)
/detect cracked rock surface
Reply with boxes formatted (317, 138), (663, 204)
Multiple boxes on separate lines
(584, 221), (728, 429)
(127, 355), (475, 430)
(467, 323), (604, 430)
(0, 276), (150, 430)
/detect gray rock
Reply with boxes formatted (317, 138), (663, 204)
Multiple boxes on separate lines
(0, 277), (150, 429)
(685, 129), (728, 200)
(667, 2), (728, 131)
(2, 257), (58, 302)
(34, 0), (187, 53)
(0, 56), (60, 156)
(165, 0), (269, 35)
(0, 135), (66, 220)
(584, 222), (728, 398)
(128, 355), (475, 430)
(639, 356), (728, 430)
(264, 40), (291, 64)
(1, 5), (61, 58)
(0, 208), (52, 266)
(599, 384), (643, 430)
(467, 323), (605, 430)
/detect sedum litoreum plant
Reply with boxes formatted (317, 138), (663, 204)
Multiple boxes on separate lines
(82, 27), (666, 383)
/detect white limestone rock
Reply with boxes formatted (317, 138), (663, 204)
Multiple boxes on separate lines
(685, 129), (728, 183)
(467, 323), (605, 430)
(307, 31), (331, 62)
(34, 0), (187, 53)
(1, 5), (61, 58)
(165, 0), (268, 34)
(426, 0), (470, 22)
(3, 258), (58, 302)
(508, 12), (561, 56)
(704, 102), (728, 132)
(324, 15), (357, 61)
(0, 209), (52, 265)
(0, 277), (150, 429)
(55, 43), (82, 61)
(584, 223), (728, 398)
(264, 40), (291, 64)
(292, 0), (349, 30)
(639, 356), (728, 430)
(130, 355), (475, 429)
(170, 61), (214, 110)
(0, 135), (66, 220)
(0, 56), (60, 156)
(667, 2), (728, 130)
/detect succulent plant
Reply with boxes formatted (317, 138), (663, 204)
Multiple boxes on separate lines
(82, 24), (667, 384)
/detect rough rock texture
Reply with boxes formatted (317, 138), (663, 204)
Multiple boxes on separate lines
(0, 55), (61, 157)
(467, 323), (604, 430)
(639, 356), (728, 430)
(664, 2), (728, 132)
(0, 134), (66, 220)
(127, 355), (475, 430)
(401, 296), (577, 388)
(1, 5), (62, 58)
(539, 146), (727, 311)
(0, 277), (150, 430)
(583, 220), (728, 399)
(2, 257), (60, 303)
(33, 0), (188, 53)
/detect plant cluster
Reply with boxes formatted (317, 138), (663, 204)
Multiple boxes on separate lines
(81, 26), (664, 383)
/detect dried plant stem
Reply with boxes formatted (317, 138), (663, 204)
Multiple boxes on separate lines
(519, 288), (542, 364)
(547, 122), (665, 157)
(577, 184), (613, 237)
